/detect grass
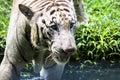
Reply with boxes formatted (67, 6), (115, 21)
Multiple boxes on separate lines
(75, 0), (120, 61)
(0, 0), (12, 52)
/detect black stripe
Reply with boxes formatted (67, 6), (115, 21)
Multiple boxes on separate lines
(28, 0), (39, 6)
(41, 27), (49, 40)
(41, 2), (51, 8)
(50, 10), (56, 15)
(64, 8), (70, 12)
(25, 24), (31, 42)
(36, 24), (40, 45)
(6, 53), (19, 77)
(16, 27), (28, 62)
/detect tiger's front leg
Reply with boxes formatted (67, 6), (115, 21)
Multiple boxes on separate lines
(40, 63), (65, 80)
(0, 56), (20, 80)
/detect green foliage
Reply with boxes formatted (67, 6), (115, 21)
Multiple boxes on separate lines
(0, 0), (12, 52)
(75, 0), (120, 61)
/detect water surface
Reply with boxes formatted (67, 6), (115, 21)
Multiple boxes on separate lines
(21, 61), (120, 80)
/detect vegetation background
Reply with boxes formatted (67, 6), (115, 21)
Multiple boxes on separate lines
(0, 0), (120, 64)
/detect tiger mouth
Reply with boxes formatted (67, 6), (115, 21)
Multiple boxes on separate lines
(53, 50), (72, 64)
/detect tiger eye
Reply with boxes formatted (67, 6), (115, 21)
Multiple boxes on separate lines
(51, 25), (58, 31)
(70, 23), (75, 29)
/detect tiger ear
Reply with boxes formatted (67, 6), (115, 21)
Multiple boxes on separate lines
(19, 4), (34, 20)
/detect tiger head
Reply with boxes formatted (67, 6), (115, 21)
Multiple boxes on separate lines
(19, 1), (77, 64)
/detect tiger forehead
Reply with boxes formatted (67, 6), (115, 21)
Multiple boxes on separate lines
(37, 11), (73, 28)
(32, 0), (76, 26)
(39, 12), (73, 28)
(26, 0), (74, 12)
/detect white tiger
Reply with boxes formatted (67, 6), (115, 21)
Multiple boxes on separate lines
(0, 0), (88, 80)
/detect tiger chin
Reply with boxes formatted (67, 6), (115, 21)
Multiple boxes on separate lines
(0, 0), (88, 80)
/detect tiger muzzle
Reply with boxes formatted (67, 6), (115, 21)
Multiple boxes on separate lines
(51, 31), (77, 63)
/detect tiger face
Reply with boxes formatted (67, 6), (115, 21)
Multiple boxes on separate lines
(47, 10), (77, 64)
(19, 2), (77, 64)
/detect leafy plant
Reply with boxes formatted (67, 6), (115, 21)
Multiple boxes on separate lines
(0, 0), (12, 52)
(75, 0), (120, 61)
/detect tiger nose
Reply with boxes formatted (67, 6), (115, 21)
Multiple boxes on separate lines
(64, 46), (77, 54)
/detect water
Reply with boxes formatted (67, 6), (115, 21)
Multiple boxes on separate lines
(21, 61), (120, 80)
